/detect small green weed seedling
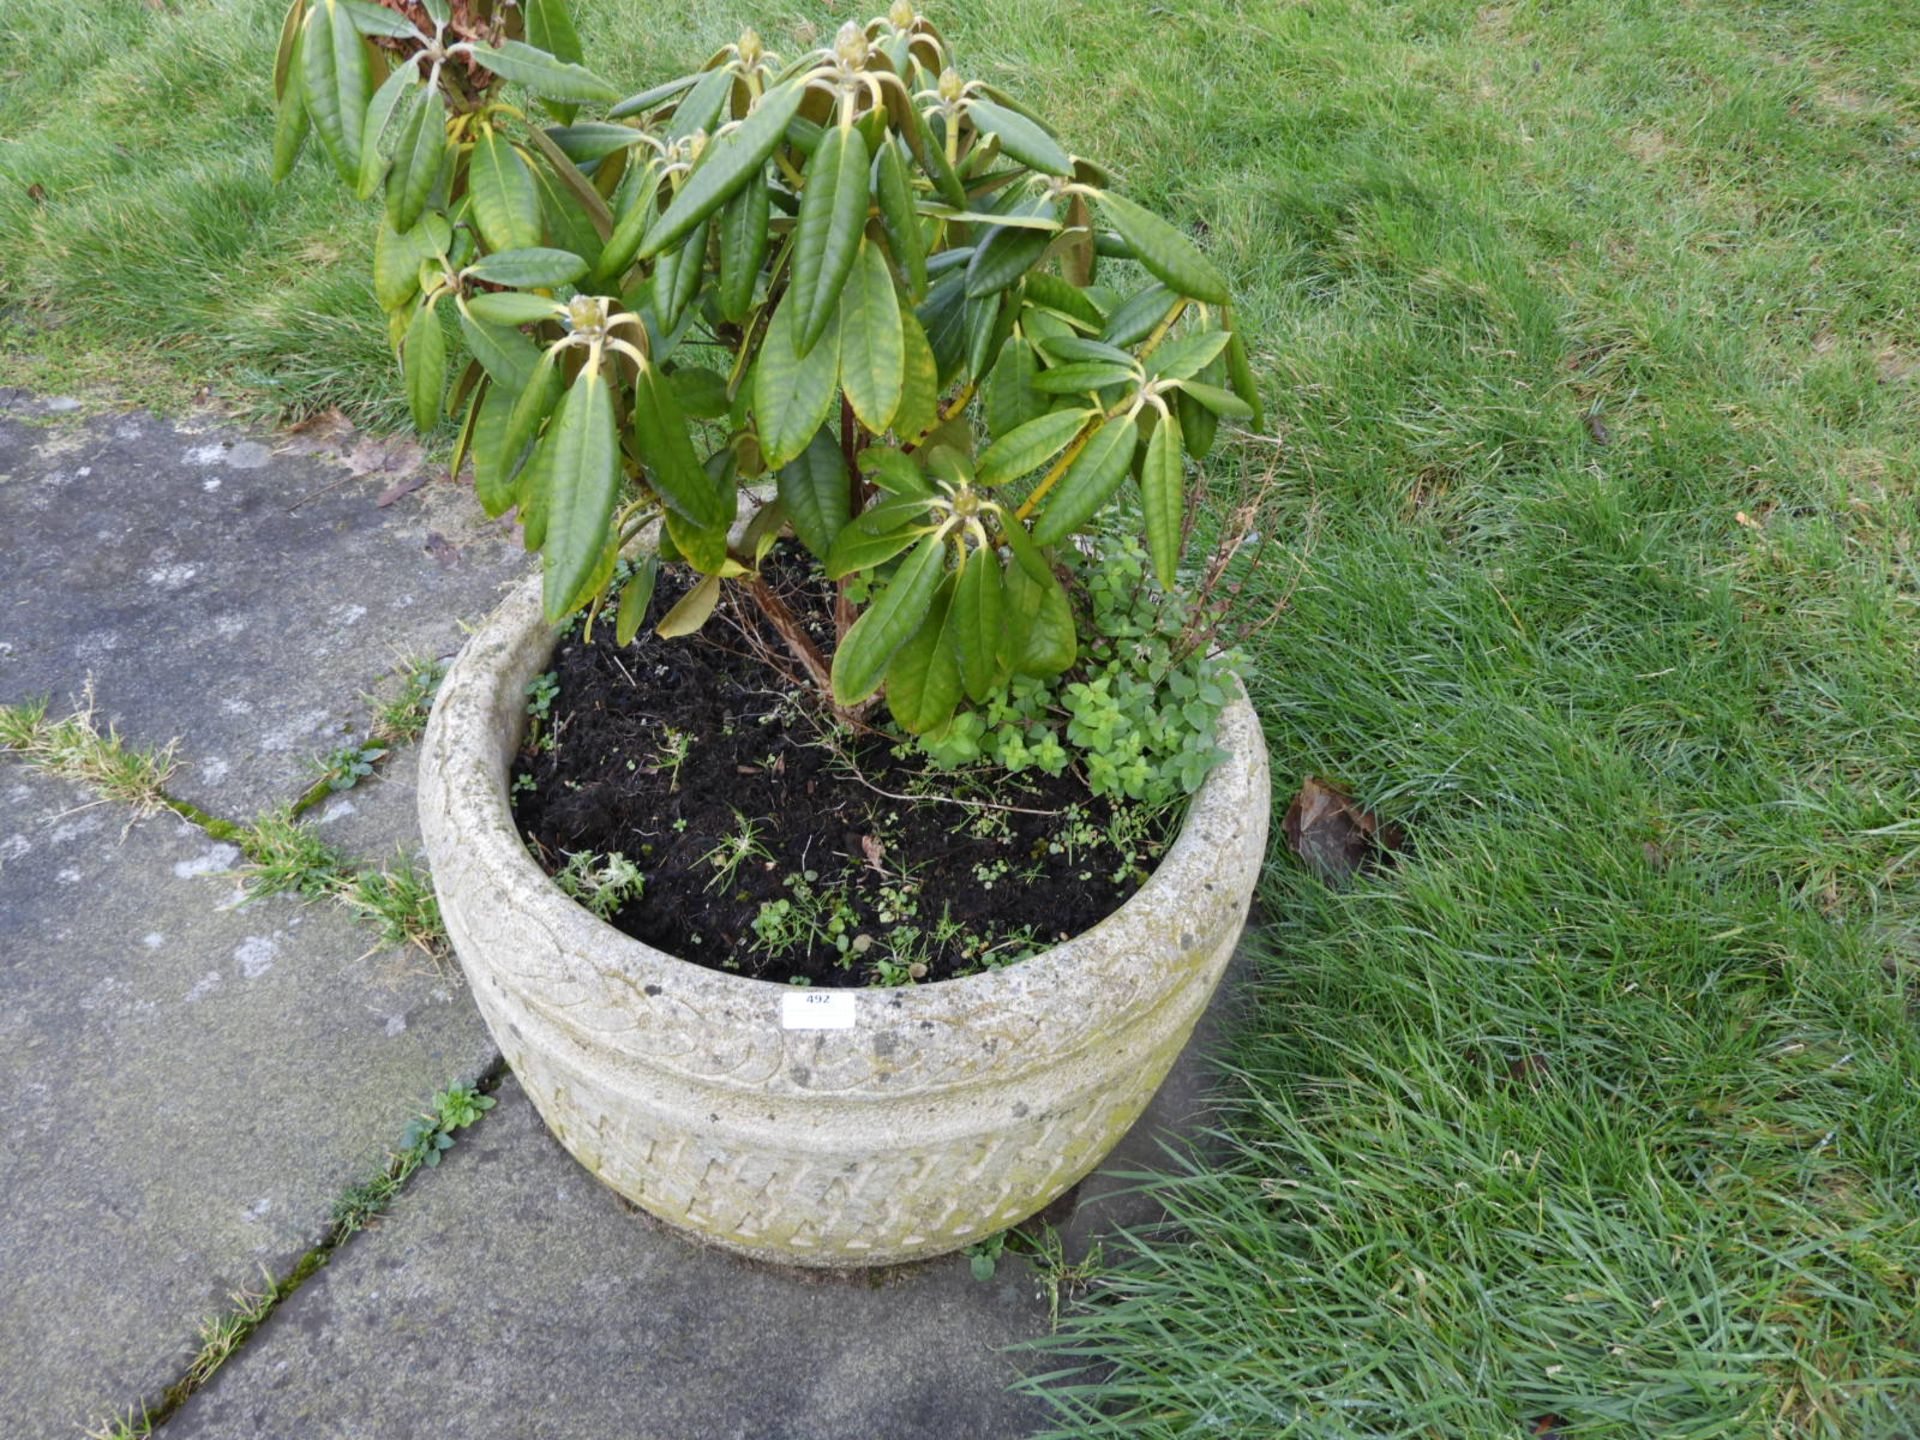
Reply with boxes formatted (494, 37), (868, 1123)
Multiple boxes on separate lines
(553, 849), (647, 920)
(312, 740), (387, 793)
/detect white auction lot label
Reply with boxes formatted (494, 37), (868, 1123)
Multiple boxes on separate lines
(781, 990), (857, 1030)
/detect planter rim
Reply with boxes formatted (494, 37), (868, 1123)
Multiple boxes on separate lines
(423, 568), (1268, 1102)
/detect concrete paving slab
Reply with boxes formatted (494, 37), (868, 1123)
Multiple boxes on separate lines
(169, 1077), (1054, 1440)
(305, 744), (426, 865)
(0, 762), (498, 1436)
(156, 942), (1251, 1440)
(0, 404), (527, 819)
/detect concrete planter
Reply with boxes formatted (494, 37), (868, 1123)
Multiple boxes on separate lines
(418, 570), (1269, 1267)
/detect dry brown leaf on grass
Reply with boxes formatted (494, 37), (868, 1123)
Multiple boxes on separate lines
(1281, 776), (1405, 887)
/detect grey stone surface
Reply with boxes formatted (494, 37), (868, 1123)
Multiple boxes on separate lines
(306, 744), (427, 865)
(0, 401), (527, 819)
(157, 948), (1250, 1440)
(0, 762), (498, 1437)
(169, 1078), (1054, 1440)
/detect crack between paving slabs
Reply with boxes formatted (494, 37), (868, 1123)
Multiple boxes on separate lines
(86, 1054), (513, 1439)
(1, 689), (508, 1438)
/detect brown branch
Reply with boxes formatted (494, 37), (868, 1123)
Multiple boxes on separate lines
(742, 576), (834, 697)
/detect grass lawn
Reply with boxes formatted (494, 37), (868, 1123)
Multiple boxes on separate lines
(6, 0), (1920, 1434)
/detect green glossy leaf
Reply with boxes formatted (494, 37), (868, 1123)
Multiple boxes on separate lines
(669, 64), (734, 140)
(669, 366), (730, 420)
(831, 534), (948, 705)
(965, 221), (1052, 299)
(1032, 361), (1135, 394)
(544, 122), (646, 165)
(985, 334), (1046, 438)
(523, 0), (585, 123)
(615, 554), (659, 644)
(302, 0), (371, 186)
(274, 0), (307, 101)
(663, 507), (732, 576)
(464, 291), (563, 326)
(859, 445), (935, 498)
(420, 0), (448, 23)
(826, 522), (928, 580)
(916, 107), (969, 208)
(965, 96), (1071, 177)
(631, 362), (725, 525)
(650, 215), (708, 331)
(857, 493), (935, 535)
(949, 548), (1004, 702)
(1031, 413), (1138, 543)
(639, 79), (807, 261)
(1147, 328), (1231, 381)
(893, 309), (940, 442)
(1224, 326), (1265, 429)
(541, 366), (622, 620)
(592, 158), (662, 286)
(504, 346), (565, 475)
(354, 58), (413, 198)
(1175, 383), (1217, 463)
(874, 139), (927, 299)
(1175, 379), (1253, 420)
(1023, 271), (1101, 331)
(1007, 563), (1076, 678)
(609, 72), (699, 121)
(790, 122), (870, 356)
(1036, 334), (1134, 367)
(469, 41), (618, 103)
(916, 270), (970, 388)
(471, 377), (524, 516)
(373, 211), (447, 312)
(977, 406), (1093, 486)
(402, 299), (445, 434)
(1000, 511), (1054, 588)
(524, 124), (613, 241)
(777, 426), (852, 560)
(386, 86), (443, 232)
(715, 164), (769, 325)
(964, 291), (1008, 385)
(336, 0), (417, 38)
(271, 17), (311, 183)
(922, 443), (975, 493)
(885, 576), (961, 735)
(531, 158), (603, 271)
(1141, 404), (1184, 588)
(469, 131), (543, 252)
(1102, 283), (1173, 347)
(465, 247), (587, 288)
(839, 239), (905, 433)
(753, 294), (842, 470)
(1098, 191), (1229, 305)
(456, 308), (540, 392)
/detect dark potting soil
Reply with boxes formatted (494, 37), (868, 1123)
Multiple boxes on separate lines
(509, 548), (1165, 988)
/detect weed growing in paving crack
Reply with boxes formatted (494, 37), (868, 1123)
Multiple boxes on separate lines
(367, 655), (447, 744)
(336, 853), (446, 957)
(309, 740), (387, 794)
(85, 1080), (499, 1439)
(233, 809), (355, 900)
(334, 1083), (496, 1232)
(0, 688), (177, 820)
(228, 819), (447, 957)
